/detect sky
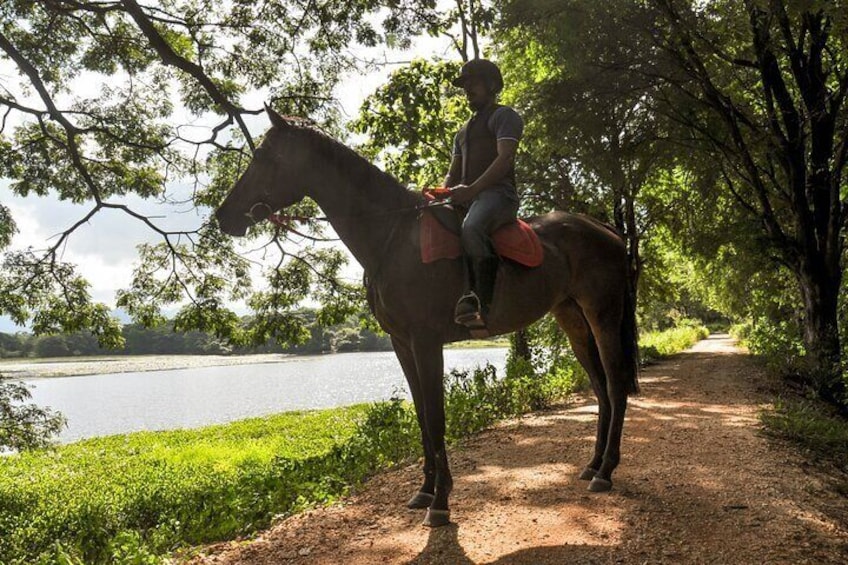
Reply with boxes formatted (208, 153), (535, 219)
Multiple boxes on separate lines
(0, 23), (460, 333)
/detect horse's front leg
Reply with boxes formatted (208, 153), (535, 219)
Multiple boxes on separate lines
(391, 336), (437, 510)
(410, 333), (452, 527)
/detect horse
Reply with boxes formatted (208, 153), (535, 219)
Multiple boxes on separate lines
(215, 107), (639, 528)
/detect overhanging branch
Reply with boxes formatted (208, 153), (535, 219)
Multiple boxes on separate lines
(120, 0), (256, 152)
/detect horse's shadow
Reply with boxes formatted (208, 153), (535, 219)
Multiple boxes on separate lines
(407, 524), (474, 565)
(408, 522), (616, 564)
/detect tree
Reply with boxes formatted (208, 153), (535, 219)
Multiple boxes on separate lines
(0, 374), (65, 450)
(380, 0), (497, 61)
(642, 0), (848, 407)
(0, 0), (413, 350)
(497, 0), (674, 302)
(351, 59), (466, 187)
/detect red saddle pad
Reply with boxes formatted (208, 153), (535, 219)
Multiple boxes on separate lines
(419, 210), (543, 267)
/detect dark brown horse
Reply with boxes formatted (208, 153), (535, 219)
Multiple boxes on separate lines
(216, 107), (639, 527)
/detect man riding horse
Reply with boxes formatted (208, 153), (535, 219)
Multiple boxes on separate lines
(443, 58), (524, 329)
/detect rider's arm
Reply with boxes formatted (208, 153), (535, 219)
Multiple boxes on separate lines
(453, 139), (518, 200)
(443, 154), (463, 188)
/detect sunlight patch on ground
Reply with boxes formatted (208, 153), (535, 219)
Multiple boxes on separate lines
(637, 375), (678, 384)
(629, 399), (688, 410)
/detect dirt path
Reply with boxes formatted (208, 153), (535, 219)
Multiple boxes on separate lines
(191, 335), (847, 564)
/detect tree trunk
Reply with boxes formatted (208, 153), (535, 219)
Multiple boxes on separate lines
(511, 328), (531, 361)
(797, 264), (846, 409)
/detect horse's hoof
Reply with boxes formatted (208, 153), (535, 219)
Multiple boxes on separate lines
(422, 508), (451, 527)
(579, 467), (598, 481)
(407, 491), (435, 509)
(588, 476), (612, 492)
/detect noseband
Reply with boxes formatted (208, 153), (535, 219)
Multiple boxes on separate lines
(247, 201), (274, 222)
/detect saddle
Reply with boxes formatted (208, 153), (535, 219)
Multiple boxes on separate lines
(419, 205), (544, 266)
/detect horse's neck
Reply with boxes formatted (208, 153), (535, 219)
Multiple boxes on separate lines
(302, 161), (415, 275)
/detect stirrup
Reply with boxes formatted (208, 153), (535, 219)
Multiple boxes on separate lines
(454, 292), (486, 329)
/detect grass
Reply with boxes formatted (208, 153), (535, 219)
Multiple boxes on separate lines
(761, 399), (848, 467)
(0, 407), (371, 565)
(760, 398), (848, 498)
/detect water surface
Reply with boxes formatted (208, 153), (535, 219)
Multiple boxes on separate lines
(23, 348), (507, 443)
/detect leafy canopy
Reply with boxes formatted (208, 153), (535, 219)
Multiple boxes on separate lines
(0, 0), (423, 350)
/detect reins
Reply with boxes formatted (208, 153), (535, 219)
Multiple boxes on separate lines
(267, 198), (454, 228)
(266, 196), (455, 283)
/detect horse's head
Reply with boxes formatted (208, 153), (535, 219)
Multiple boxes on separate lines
(215, 107), (309, 236)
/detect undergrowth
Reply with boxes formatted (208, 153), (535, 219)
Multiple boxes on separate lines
(761, 399), (848, 471)
(639, 320), (710, 364)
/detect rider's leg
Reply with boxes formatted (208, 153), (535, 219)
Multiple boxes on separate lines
(454, 189), (517, 325)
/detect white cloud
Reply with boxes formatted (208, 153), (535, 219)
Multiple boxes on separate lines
(0, 183), (207, 308)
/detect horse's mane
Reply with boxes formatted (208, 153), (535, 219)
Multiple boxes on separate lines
(284, 122), (421, 211)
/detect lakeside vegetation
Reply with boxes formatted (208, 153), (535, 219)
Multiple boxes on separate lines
(0, 324), (706, 565)
(639, 322), (711, 364)
(0, 315), (509, 362)
(0, 311), (394, 359)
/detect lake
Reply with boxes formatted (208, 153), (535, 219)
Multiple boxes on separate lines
(21, 348), (508, 443)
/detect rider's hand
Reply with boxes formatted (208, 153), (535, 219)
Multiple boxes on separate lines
(449, 184), (476, 204)
(428, 186), (452, 200)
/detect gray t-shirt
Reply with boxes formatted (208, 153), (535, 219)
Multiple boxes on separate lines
(452, 105), (524, 200)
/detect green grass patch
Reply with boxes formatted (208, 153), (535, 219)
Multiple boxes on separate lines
(0, 407), (374, 565)
(639, 323), (709, 363)
(761, 399), (848, 471)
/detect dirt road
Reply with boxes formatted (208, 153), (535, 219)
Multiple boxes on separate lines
(192, 335), (847, 564)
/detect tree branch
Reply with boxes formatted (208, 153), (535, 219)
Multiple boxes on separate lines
(0, 30), (104, 202)
(119, 0), (256, 151)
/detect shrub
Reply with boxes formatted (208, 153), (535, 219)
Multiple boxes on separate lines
(740, 318), (806, 374)
(0, 373), (66, 451)
(761, 398), (848, 470)
(639, 323), (709, 364)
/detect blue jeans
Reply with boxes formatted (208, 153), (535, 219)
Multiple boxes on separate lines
(460, 188), (519, 259)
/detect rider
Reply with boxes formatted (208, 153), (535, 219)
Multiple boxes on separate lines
(443, 58), (524, 328)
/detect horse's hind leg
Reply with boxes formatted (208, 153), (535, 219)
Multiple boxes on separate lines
(583, 302), (632, 492)
(391, 336), (437, 510)
(553, 299), (611, 484)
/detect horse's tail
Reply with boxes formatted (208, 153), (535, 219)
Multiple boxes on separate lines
(621, 283), (640, 396)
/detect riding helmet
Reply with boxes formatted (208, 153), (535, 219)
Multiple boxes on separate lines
(452, 59), (504, 94)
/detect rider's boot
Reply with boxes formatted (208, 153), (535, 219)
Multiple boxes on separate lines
(454, 256), (498, 328)
(474, 256), (499, 315)
(454, 257), (481, 327)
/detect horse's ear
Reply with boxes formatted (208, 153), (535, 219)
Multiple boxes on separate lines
(265, 103), (289, 130)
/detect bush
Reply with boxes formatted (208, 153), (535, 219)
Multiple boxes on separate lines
(639, 322), (709, 364)
(736, 318), (805, 373)
(733, 317), (848, 408)
(0, 373), (66, 451)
